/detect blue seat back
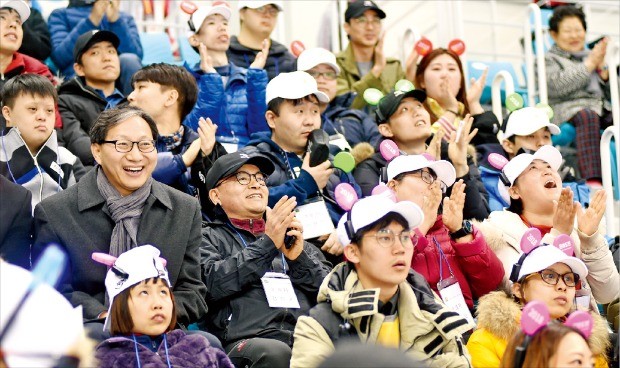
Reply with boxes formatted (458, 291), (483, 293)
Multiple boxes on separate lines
(139, 32), (176, 66)
(178, 37), (200, 67)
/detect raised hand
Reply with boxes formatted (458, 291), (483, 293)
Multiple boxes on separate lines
(249, 39), (270, 69)
(199, 43), (216, 73)
(447, 114), (477, 177)
(197, 117), (217, 156)
(320, 230), (344, 256)
(281, 217), (305, 260)
(442, 179), (466, 233)
(585, 38), (608, 72)
(577, 189), (606, 237)
(425, 129), (444, 160)
(106, 0), (120, 22)
(89, 0), (109, 26)
(466, 67), (488, 110)
(182, 138), (202, 167)
(405, 47), (421, 82)
(435, 76), (459, 116)
(265, 196), (298, 250)
(552, 187), (578, 235)
(301, 154), (333, 190)
(370, 32), (387, 78)
(417, 181), (443, 235)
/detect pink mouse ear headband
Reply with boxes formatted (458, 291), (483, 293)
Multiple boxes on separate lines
(509, 228), (576, 283)
(514, 300), (593, 368)
(414, 38), (466, 57)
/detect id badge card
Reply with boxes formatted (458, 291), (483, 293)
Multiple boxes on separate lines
(575, 289), (591, 311)
(437, 276), (475, 325)
(218, 135), (239, 153)
(261, 272), (300, 309)
(294, 198), (335, 239)
(329, 133), (351, 152)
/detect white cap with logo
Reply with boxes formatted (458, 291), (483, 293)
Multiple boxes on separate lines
(238, 0), (283, 11)
(516, 245), (588, 281)
(503, 107), (560, 140)
(190, 2), (231, 32)
(266, 71), (330, 104)
(502, 145), (562, 186)
(387, 154), (456, 187)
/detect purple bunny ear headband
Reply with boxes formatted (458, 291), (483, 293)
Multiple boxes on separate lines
(92, 251), (168, 280)
(514, 300), (593, 368)
(509, 228), (575, 283)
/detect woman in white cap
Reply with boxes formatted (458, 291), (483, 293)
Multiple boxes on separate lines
(478, 145), (619, 308)
(386, 154), (504, 313)
(94, 245), (233, 368)
(467, 232), (611, 368)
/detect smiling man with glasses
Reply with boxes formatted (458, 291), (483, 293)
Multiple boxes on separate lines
(228, 0), (295, 80)
(337, 0), (414, 110)
(297, 47), (381, 150)
(200, 149), (331, 368)
(290, 194), (474, 367)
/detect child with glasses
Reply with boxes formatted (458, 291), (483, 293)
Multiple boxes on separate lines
(0, 74), (86, 210)
(385, 154), (504, 314)
(467, 233), (611, 368)
(297, 47), (381, 150)
(290, 193), (474, 367)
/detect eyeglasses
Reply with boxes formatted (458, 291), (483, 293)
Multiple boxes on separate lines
(529, 269), (581, 288)
(253, 5), (279, 16)
(218, 171), (268, 187)
(362, 229), (417, 248)
(306, 70), (338, 81)
(398, 169), (447, 192)
(101, 140), (156, 153)
(351, 16), (382, 27)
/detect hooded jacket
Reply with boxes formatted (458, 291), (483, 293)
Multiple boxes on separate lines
(57, 76), (107, 167)
(322, 92), (381, 149)
(183, 62), (269, 146)
(476, 210), (620, 305)
(336, 43), (406, 110)
(466, 291), (610, 368)
(200, 212), (332, 346)
(413, 216), (504, 310)
(48, 0), (143, 77)
(352, 141), (490, 221)
(245, 132), (361, 224)
(96, 329), (233, 368)
(226, 36), (296, 80)
(0, 128), (85, 209)
(290, 263), (474, 368)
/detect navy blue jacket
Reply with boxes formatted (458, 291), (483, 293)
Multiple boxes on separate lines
(183, 62), (269, 146)
(322, 93), (381, 149)
(153, 125), (199, 196)
(226, 36), (295, 80)
(48, 1), (143, 77)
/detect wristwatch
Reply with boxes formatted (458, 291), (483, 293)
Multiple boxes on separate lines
(449, 220), (473, 240)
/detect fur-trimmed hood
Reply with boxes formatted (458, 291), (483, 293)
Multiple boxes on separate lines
(475, 291), (611, 356)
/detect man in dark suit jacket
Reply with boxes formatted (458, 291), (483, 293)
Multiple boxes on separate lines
(0, 174), (33, 269)
(32, 107), (208, 333)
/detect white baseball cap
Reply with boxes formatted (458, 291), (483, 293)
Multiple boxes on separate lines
(101, 245), (170, 331)
(0, 260), (84, 368)
(297, 47), (341, 75)
(238, 0), (283, 11)
(503, 107), (560, 140)
(0, 0), (30, 22)
(502, 145), (562, 186)
(387, 154), (457, 187)
(266, 71), (330, 104)
(517, 245), (588, 282)
(190, 3), (231, 33)
(336, 194), (424, 246)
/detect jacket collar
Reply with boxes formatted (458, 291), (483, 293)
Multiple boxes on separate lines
(77, 168), (172, 212)
(336, 44), (361, 79)
(4, 127), (59, 158)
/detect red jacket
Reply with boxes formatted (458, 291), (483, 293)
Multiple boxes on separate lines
(1, 52), (62, 128)
(412, 215), (505, 309)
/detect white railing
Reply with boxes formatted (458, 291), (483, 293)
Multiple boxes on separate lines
(491, 71), (516, 123)
(524, 3), (548, 106)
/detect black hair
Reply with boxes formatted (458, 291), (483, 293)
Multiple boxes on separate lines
(131, 63), (198, 120)
(90, 106), (159, 144)
(507, 177), (524, 214)
(549, 5), (586, 33)
(1, 74), (58, 109)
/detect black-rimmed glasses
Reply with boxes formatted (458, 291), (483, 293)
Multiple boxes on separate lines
(527, 269), (581, 288)
(101, 140), (156, 153)
(218, 171), (268, 187)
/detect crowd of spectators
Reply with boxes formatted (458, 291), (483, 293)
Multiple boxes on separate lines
(0, 0), (618, 367)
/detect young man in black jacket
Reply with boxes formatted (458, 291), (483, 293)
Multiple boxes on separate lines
(200, 150), (331, 368)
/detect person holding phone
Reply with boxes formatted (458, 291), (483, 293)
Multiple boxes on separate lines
(545, 5), (613, 187)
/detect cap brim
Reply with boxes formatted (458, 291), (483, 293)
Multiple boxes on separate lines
(428, 160), (457, 187)
(380, 89), (427, 123)
(347, 6), (386, 21)
(505, 122), (561, 139)
(206, 154), (275, 192)
(518, 246), (588, 281)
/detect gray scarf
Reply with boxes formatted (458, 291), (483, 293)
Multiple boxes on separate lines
(95, 166), (153, 257)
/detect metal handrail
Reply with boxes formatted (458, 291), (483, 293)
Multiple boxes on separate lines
(524, 3), (548, 106)
(491, 71), (516, 123)
(600, 126), (618, 237)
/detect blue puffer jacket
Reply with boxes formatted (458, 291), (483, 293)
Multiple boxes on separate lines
(322, 92), (381, 149)
(153, 125), (199, 196)
(245, 132), (361, 224)
(183, 62), (268, 146)
(48, 1), (143, 77)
